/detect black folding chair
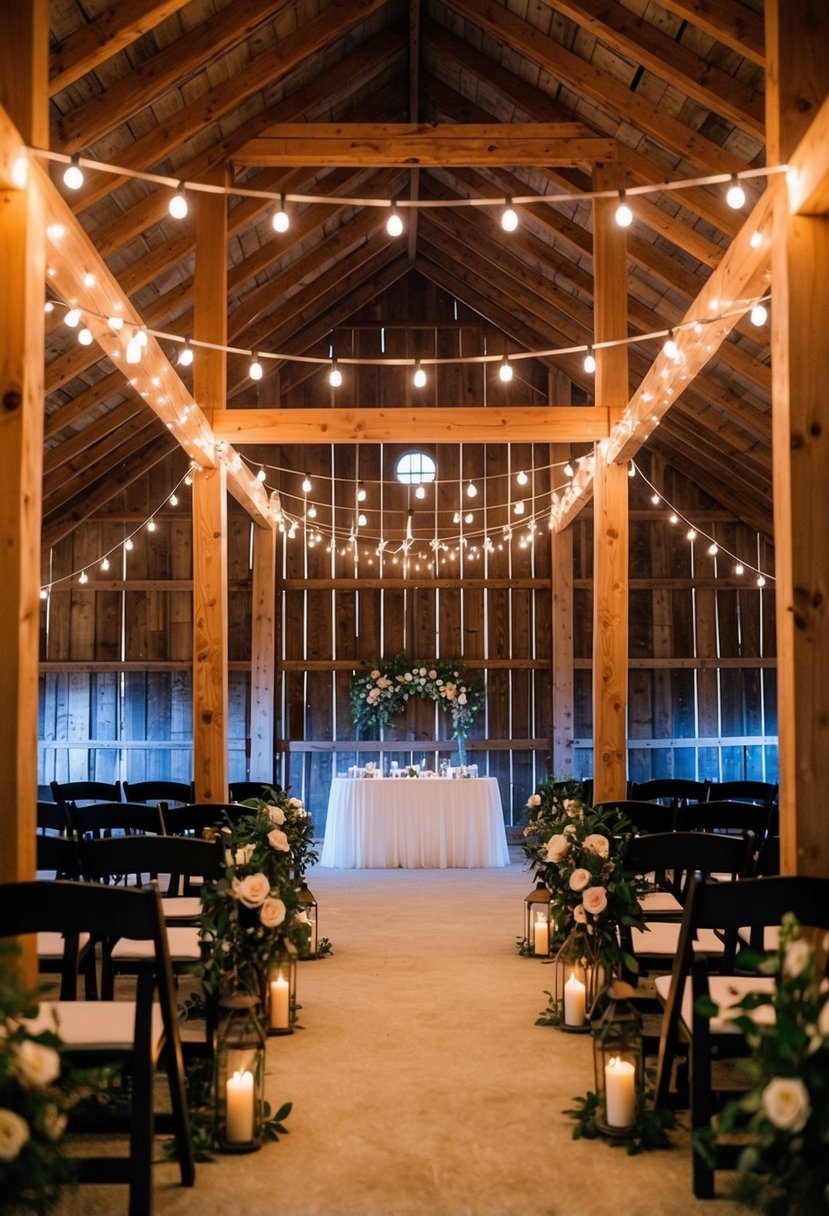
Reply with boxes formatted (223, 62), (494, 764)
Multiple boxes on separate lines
(705, 780), (778, 806)
(593, 799), (678, 833)
(123, 779), (194, 806)
(228, 780), (283, 802)
(67, 801), (167, 840)
(677, 801), (777, 856)
(50, 779), (122, 811)
(654, 874), (829, 1198)
(0, 880), (195, 1215)
(628, 778), (708, 807)
(34, 834), (96, 999)
(162, 802), (250, 836)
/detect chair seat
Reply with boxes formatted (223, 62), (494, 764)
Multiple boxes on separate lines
(654, 973), (775, 1035)
(26, 1000), (164, 1053)
(632, 924), (724, 957)
(160, 896), (203, 921)
(111, 926), (201, 964)
(37, 930), (91, 959)
(738, 924), (780, 951)
(639, 890), (682, 915)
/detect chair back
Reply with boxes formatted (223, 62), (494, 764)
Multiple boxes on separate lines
(628, 778), (708, 807)
(705, 780), (778, 806)
(36, 833), (81, 880)
(37, 800), (70, 834)
(593, 799), (677, 833)
(228, 780), (282, 803)
(677, 799), (777, 844)
(123, 780), (194, 806)
(50, 779), (122, 809)
(78, 833), (225, 890)
(162, 802), (249, 836)
(67, 801), (167, 839)
(624, 830), (755, 903)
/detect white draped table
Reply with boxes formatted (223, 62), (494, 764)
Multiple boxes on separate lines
(320, 777), (511, 869)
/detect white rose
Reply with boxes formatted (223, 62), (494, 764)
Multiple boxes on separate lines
(582, 886), (608, 916)
(404, 672), (413, 681)
(233, 844), (254, 866)
(41, 1103), (67, 1141)
(573, 904), (587, 924)
(569, 868), (591, 892)
(288, 797), (303, 808)
(783, 938), (813, 979)
(526, 793), (541, 808)
(370, 669), (380, 679)
(267, 828), (290, 853)
(544, 834), (570, 863)
(15, 1039), (61, 1089)
(457, 692), (467, 705)
(428, 670), (437, 679)
(0, 1109), (29, 1162)
(583, 833), (610, 858)
(563, 824), (577, 838)
(761, 1077), (811, 1133)
(232, 872), (271, 908)
(266, 804), (286, 825)
(260, 897), (286, 929)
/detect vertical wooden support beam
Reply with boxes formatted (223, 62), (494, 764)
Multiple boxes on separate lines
(192, 176), (229, 799)
(766, 0), (829, 876)
(550, 371), (574, 777)
(591, 164), (629, 803)
(0, 0), (48, 982)
(250, 524), (277, 781)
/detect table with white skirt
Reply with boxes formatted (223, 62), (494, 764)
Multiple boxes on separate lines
(320, 776), (511, 869)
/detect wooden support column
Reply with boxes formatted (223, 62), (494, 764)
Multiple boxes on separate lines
(591, 163), (629, 803)
(550, 371), (574, 777)
(0, 1), (47, 982)
(766, 0), (829, 876)
(250, 525), (277, 782)
(192, 176), (229, 799)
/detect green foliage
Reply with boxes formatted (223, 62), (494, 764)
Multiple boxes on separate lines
(349, 658), (484, 740)
(163, 1057), (292, 1161)
(564, 1078), (677, 1155)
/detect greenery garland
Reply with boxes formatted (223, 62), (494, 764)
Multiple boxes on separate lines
(350, 658), (484, 740)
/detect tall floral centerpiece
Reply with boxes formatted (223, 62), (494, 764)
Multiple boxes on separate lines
(524, 779), (646, 1021)
(698, 914), (829, 1216)
(350, 658), (483, 765)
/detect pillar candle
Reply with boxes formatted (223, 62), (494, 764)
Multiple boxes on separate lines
(226, 1069), (254, 1143)
(604, 1056), (637, 1128)
(533, 912), (549, 956)
(563, 970), (586, 1026)
(270, 973), (290, 1031)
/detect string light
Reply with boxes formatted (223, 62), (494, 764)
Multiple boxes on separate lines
(126, 330), (142, 364)
(663, 330), (679, 361)
(750, 302), (768, 326)
(356, 482), (367, 502)
(108, 314), (124, 332)
(63, 155), (83, 190)
(357, 512), (367, 527)
(147, 518), (157, 533)
(415, 484), (426, 499)
(413, 361), (427, 388)
(466, 480), (478, 499)
(498, 357), (513, 383)
(302, 474), (313, 494)
(386, 203), (403, 237)
(178, 340), (194, 366)
(564, 463), (575, 478)
(78, 327), (93, 346)
(64, 307), (81, 328)
(583, 345), (596, 374)
(329, 359), (342, 388)
(257, 466), (267, 482)
(726, 174), (746, 209)
(168, 184), (188, 220)
(501, 198), (518, 232)
(615, 190), (633, 227)
(249, 354), (264, 381)
(83, 272), (96, 288)
(516, 470), (528, 486)
(272, 195), (290, 233)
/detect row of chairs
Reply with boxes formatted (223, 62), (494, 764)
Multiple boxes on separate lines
(627, 777), (778, 808)
(597, 798), (779, 860)
(46, 778), (280, 808)
(39, 798), (250, 840)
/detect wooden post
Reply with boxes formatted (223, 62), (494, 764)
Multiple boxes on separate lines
(250, 524), (277, 781)
(550, 371), (574, 778)
(591, 163), (629, 803)
(192, 176), (229, 799)
(766, 1), (829, 876)
(0, 1), (48, 982)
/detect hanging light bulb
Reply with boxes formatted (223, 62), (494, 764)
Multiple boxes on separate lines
(650, 492), (660, 505)
(78, 570), (89, 584)
(356, 481), (367, 503)
(147, 518), (157, 533)
(750, 301), (768, 326)
(466, 480), (478, 499)
(100, 557), (110, 572)
(137, 327), (148, 347)
(756, 575), (766, 588)
(749, 229), (763, 249)
(126, 331), (142, 364)
(514, 500), (525, 515)
(501, 197), (518, 232)
(516, 470), (528, 486)
(168, 184), (188, 219)
(249, 354), (264, 381)
(726, 174), (746, 209)
(178, 340), (194, 367)
(663, 330), (679, 360)
(583, 345), (596, 374)
(64, 307), (81, 328)
(329, 359), (342, 387)
(357, 512), (367, 527)
(386, 203), (403, 237)
(686, 528), (697, 541)
(564, 462), (574, 478)
(669, 513), (678, 525)
(464, 512), (474, 524)
(257, 467), (267, 482)
(272, 194), (290, 233)
(169, 492), (179, 506)
(499, 357), (513, 383)
(708, 542), (719, 556)
(40, 587), (48, 600)
(307, 504), (317, 519)
(63, 155), (84, 190)
(124, 537), (134, 551)
(302, 474), (312, 494)
(615, 190), (633, 227)
(415, 484), (426, 499)
(735, 563), (744, 576)
(44, 301), (54, 314)
(78, 326), (93, 346)
(108, 314), (124, 332)
(11, 153), (28, 189)
(628, 463), (636, 478)
(413, 361), (427, 389)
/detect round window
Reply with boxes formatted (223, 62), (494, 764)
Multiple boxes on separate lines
(395, 451), (437, 485)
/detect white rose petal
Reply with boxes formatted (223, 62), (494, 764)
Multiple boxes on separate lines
(783, 938), (813, 979)
(16, 1038), (61, 1089)
(0, 1109), (29, 1162)
(762, 1077), (811, 1133)
(232, 872), (271, 908)
(582, 886), (608, 916)
(260, 897), (287, 929)
(583, 833), (610, 858)
(544, 834), (570, 863)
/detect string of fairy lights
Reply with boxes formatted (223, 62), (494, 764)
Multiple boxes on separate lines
(40, 456), (773, 593)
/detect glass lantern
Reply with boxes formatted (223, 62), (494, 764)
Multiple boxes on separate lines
(297, 881), (319, 958)
(591, 980), (644, 1136)
(266, 953), (297, 1036)
(215, 994), (266, 1152)
(551, 927), (607, 1032)
(524, 882), (553, 957)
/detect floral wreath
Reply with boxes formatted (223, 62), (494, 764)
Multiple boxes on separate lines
(350, 658), (483, 739)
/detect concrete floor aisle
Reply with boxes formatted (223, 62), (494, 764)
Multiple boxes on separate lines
(54, 862), (743, 1216)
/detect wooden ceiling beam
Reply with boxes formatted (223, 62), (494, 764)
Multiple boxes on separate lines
(543, 0), (764, 138)
(656, 0), (765, 69)
(212, 406), (619, 446)
(786, 90), (829, 216)
(45, 370), (128, 441)
(231, 123), (618, 169)
(446, 0), (750, 176)
(43, 414), (164, 507)
(44, 399), (147, 474)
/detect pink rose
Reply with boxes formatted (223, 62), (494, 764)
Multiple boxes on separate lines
(267, 828), (290, 852)
(569, 867), (591, 892)
(266, 804), (286, 825)
(583, 834), (609, 858)
(544, 834), (570, 863)
(573, 904), (587, 924)
(582, 886), (608, 916)
(232, 872), (270, 907)
(260, 897), (286, 929)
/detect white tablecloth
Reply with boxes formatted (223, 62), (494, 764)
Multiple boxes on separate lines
(320, 777), (511, 869)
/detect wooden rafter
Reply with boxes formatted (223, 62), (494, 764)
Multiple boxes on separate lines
(656, 0), (765, 69)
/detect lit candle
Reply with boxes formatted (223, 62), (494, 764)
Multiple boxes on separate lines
(225, 1069), (254, 1143)
(533, 911), (549, 956)
(563, 970), (586, 1027)
(269, 972), (290, 1031)
(604, 1056), (637, 1128)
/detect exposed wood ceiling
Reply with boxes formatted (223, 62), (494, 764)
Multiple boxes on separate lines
(43, 0), (771, 544)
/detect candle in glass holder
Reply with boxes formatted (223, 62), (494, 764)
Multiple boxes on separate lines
(269, 972), (290, 1031)
(226, 1069), (254, 1143)
(533, 911), (549, 956)
(604, 1056), (636, 1128)
(563, 970), (586, 1026)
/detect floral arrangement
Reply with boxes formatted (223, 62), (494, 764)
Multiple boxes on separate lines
(0, 947), (85, 1214)
(697, 914), (829, 1215)
(240, 786), (318, 880)
(198, 805), (312, 1004)
(523, 778), (647, 978)
(349, 658), (483, 744)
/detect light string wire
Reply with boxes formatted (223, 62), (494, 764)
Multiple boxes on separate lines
(28, 145), (788, 209)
